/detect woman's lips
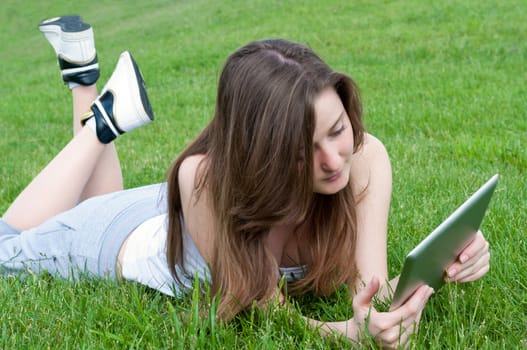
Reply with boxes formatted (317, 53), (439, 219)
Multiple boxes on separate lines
(323, 171), (341, 182)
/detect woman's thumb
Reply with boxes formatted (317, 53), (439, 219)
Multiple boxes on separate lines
(353, 276), (380, 309)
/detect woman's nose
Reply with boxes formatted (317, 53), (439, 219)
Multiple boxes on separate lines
(318, 146), (341, 173)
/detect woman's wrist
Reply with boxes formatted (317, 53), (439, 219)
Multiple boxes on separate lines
(306, 317), (360, 341)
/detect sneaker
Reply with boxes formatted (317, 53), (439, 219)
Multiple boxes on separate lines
(83, 51), (154, 144)
(39, 16), (99, 86)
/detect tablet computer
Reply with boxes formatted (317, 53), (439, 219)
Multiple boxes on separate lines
(390, 174), (499, 309)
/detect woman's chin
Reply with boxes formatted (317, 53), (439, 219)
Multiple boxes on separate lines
(313, 177), (349, 195)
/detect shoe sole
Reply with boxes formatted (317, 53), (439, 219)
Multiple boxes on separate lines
(39, 16), (91, 33)
(125, 52), (155, 124)
(39, 15), (96, 64)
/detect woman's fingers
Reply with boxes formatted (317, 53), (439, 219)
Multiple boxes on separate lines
(391, 285), (433, 321)
(374, 319), (415, 349)
(458, 231), (487, 264)
(366, 285), (432, 348)
(446, 231), (490, 282)
(353, 276), (381, 310)
(375, 311), (422, 350)
(352, 279), (433, 348)
(352, 276), (382, 325)
(447, 246), (489, 280)
(451, 259), (490, 282)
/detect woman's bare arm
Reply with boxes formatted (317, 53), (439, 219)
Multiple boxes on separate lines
(350, 133), (392, 289)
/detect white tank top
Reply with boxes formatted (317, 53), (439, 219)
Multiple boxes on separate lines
(121, 214), (175, 295)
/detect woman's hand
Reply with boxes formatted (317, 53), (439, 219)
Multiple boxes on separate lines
(445, 231), (490, 283)
(352, 276), (434, 349)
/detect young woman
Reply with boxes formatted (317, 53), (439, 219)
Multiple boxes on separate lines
(0, 16), (490, 348)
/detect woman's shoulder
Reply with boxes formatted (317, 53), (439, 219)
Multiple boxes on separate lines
(356, 133), (389, 159)
(178, 154), (207, 197)
(179, 154), (207, 183)
(177, 154), (215, 262)
(350, 133), (391, 196)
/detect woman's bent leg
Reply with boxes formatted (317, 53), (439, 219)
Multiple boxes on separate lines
(3, 16), (154, 232)
(2, 128), (107, 230)
(72, 85), (124, 200)
(3, 53), (154, 231)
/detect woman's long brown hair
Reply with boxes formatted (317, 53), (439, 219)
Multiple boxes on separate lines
(166, 39), (364, 320)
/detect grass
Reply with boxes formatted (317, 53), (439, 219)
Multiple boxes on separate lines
(0, 0), (526, 348)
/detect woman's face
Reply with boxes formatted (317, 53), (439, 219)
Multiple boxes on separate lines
(311, 87), (354, 194)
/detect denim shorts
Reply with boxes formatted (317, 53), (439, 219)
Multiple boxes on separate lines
(0, 183), (167, 280)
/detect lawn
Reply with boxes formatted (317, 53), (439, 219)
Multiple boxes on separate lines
(0, 0), (525, 348)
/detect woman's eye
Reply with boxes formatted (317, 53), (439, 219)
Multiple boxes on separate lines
(331, 126), (346, 137)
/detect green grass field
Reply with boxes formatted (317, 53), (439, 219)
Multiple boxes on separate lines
(0, 0), (525, 348)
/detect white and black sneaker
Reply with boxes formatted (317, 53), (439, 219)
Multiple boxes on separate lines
(82, 51), (154, 144)
(39, 16), (100, 87)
